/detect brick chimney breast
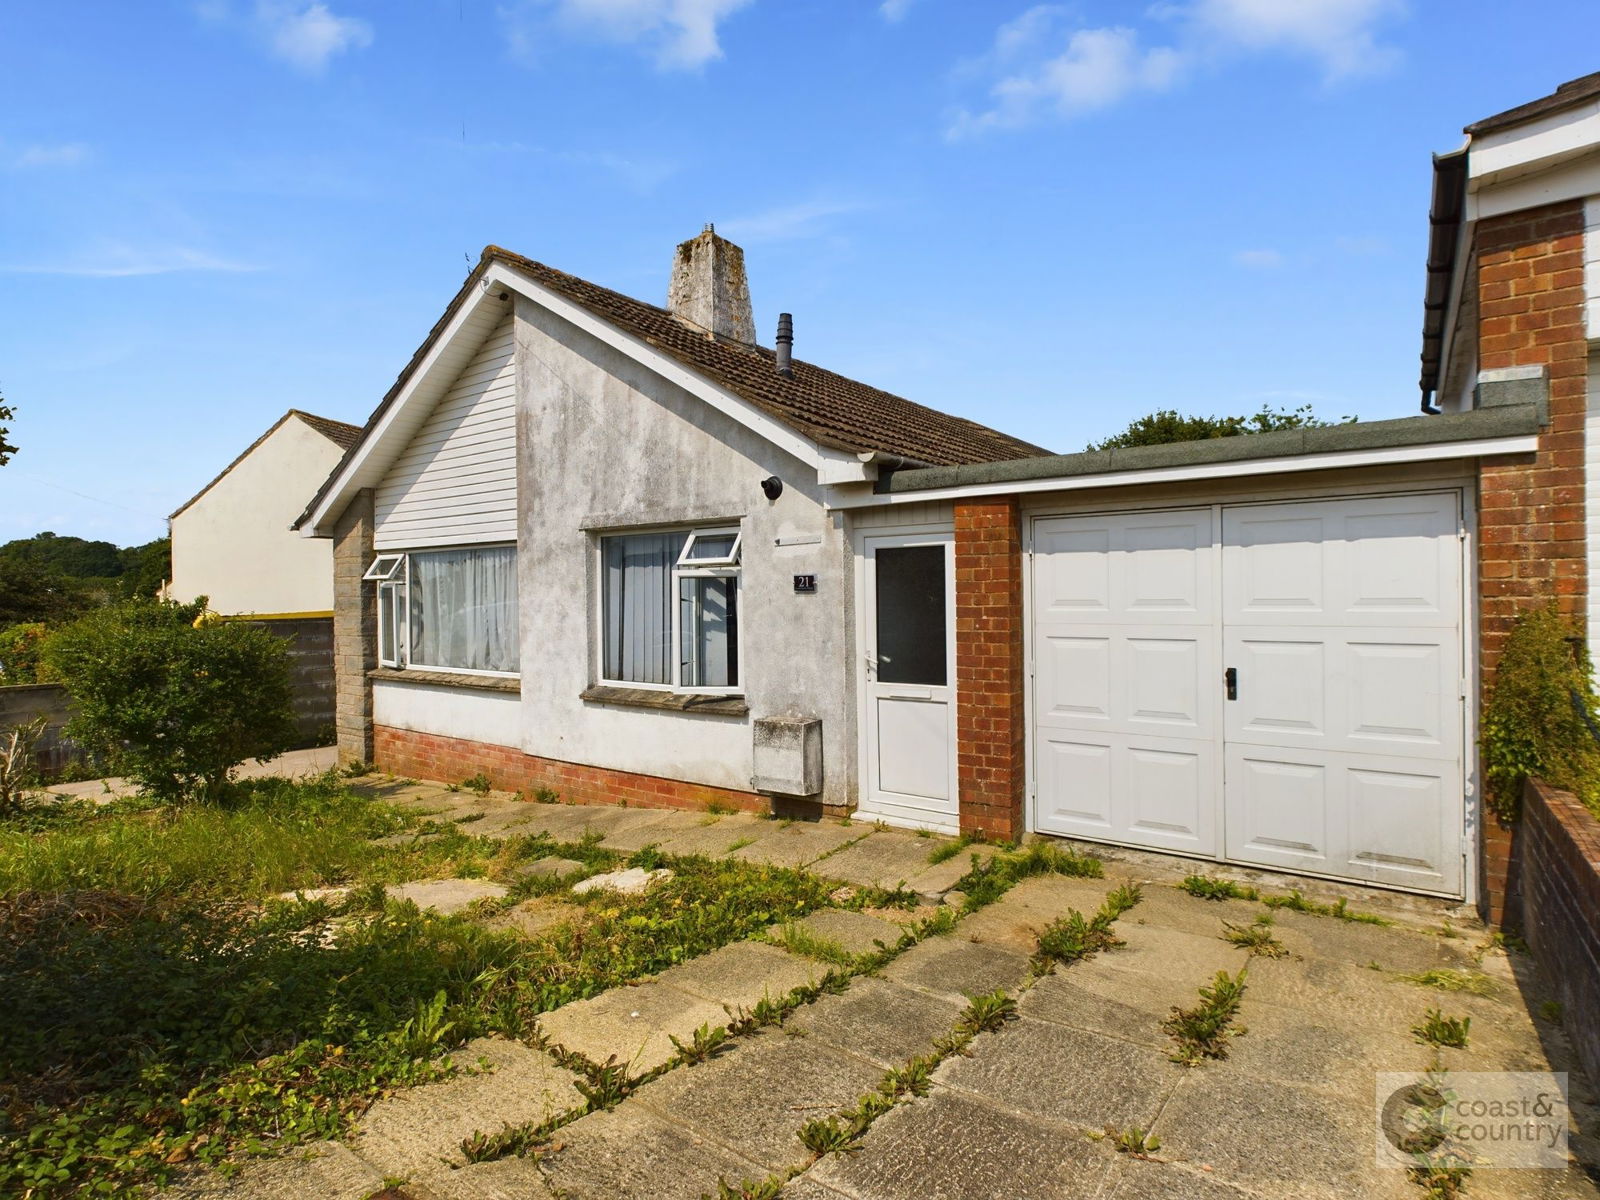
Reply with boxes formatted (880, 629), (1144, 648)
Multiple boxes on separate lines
(667, 224), (755, 346)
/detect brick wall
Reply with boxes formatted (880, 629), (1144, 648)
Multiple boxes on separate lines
(332, 490), (376, 765)
(1474, 199), (1590, 922)
(373, 724), (766, 814)
(1518, 778), (1600, 1090)
(954, 496), (1025, 842)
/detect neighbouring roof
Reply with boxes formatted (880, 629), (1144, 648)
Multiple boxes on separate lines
(172, 409), (362, 520)
(485, 247), (1051, 466)
(1466, 71), (1600, 136)
(877, 403), (1544, 495)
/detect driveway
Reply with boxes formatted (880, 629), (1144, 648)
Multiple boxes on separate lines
(169, 779), (1599, 1200)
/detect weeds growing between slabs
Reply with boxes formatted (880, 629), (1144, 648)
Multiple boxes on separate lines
(0, 774), (834, 1198)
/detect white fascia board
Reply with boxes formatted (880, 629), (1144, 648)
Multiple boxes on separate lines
(1470, 101), (1600, 187)
(301, 281), (510, 537)
(487, 262), (828, 479)
(825, 435), (1540, 510)
(1469, 154), (1600, 221)
(817, 451), (878, 485)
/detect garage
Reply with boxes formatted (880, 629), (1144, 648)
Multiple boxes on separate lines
(1030, 490), (1466, 897)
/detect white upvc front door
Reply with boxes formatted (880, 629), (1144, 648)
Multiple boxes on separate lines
(860, 531), (959, 832)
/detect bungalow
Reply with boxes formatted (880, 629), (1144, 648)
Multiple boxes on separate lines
(298, 74), (1600, 919)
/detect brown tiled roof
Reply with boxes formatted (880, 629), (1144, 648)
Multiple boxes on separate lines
(488, 247), (1052, 465)
(293, 409), (363, 450)
(1467, 71), (1600, 136)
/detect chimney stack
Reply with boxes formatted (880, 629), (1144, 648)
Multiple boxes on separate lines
(667, 224), (755, 345)
(775, 312), (794, 377)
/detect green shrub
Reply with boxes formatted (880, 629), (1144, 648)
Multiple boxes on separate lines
(42, 599), (298, 802)
(1481, 604), (1600, 819)
(0, 622), (51, 684)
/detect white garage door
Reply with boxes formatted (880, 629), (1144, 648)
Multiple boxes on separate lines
(1031, 492), (1464, 898)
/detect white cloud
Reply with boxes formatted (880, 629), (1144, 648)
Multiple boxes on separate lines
(502, 0), (753, 71)
(879, 0), (915, 22)
(949, 18), (1183, 139)
(1234, 248), (1284, 269)
(1, 247), (260, 278)
(12, 143), (90, 168)
(199, 2), (373, 72)
(257, 2), (373, 72)
(719, 198), (869, 243)
(1186, 0), (1403, 80)
(950, 0), (1402, 136)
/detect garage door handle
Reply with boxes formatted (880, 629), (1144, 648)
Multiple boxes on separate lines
(1224, 667), (1238, 701)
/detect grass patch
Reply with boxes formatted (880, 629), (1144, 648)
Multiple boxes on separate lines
(1396, 968), (1494, 996)
(768, 921), (858, 967)
(1031, 883), (1141, 975)
(925, 833), (976, 866)
(954, 841), (1102, 910)
(0, 780), (834, 1197)
(1412, 1008), (1471, 1049)
(1164, 968), (1248, 1066)
(1221, 914), (1288, 958)
(1179, 874), (1259, 902)
(1260, 888), (1388, 925)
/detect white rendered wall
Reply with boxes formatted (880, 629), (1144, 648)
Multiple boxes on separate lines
(373, 679), (522, 747)
(169, 418), (343, 615)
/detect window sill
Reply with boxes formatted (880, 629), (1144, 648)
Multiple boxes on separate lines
(579, 684), (748, 717)
(368, 667), (521, 695)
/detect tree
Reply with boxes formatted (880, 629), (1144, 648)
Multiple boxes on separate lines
(43, 599), (298, 802)
(119, 537), (171, 599)
(0, 557), (88, 626)
(0, 532), (125, 579)
(0, 396), (14, 467)
(1086, 404), (1348, 452)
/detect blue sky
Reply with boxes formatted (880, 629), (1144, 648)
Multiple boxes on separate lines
(0, 1), (1593, 547)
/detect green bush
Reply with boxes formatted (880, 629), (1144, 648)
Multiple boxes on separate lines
(0, 622), (51, 684)
(42, 599), (298, 802)
(1481, 604), (1600, 819)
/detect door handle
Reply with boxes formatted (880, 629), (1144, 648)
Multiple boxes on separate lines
(1224, 667), (1238, 701)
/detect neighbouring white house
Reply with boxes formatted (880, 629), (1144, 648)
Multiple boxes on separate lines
(170, 408), (361, 739)
(292, 74), (1600, 917)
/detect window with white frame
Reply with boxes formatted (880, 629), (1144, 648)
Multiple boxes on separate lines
(600, 527), (741, 693)
(363, 545), (519, 675)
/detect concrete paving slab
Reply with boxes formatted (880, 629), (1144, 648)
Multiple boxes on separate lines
(653, 940), (824, 1010)
(593, 809), (701, 852)
(1099, 1159), (1260, 1199)
(388, 878), (509, 914)
(631, 1030), (883, 1171)
(734, 820), (866, 869)
(1020, 966), (1199, 1050)
(1266, 907), (1473, 975)
(880, 935), (1031, 1004)
(351, 1037), (583, 1181)
(955, 874), (1116, 952)
(786, 975), (965, 1069)
(1217, 998), (1432, 1095)
(1123, 885), (1266, 939)
(651, 814), (775, 858)
(161, 1141), (384, 1200)
(1151, 1070), (1414, 1200)
(408, 1156), (560, 1199)
(498, 804), (611, 842)
(1467, 1163), (1600, 1199)
(538, 1103), (770, 1200)
(509, 856), (587, 881)
(775, 908), (907, 957)
(570, 866), (671, 896)
(490, 899), (585, 939)
(1103, 920), (1251, 982)
(938, 1015), (1183, 1131)
(535, 981), (732, 1075)
(1242, 954), (1434, 1028)
(810, 833), (943, 890)
(902, 844), (999, 898)
(809, 1088), (1114, 1200)
(777, 1180), (855, 1200)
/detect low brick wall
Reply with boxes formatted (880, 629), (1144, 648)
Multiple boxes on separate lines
(0, 683), (80, 777)
(1519, 778), (1600, 1089)
(374, 724), (768, 815)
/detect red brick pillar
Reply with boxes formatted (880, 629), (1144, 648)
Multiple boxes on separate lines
(1475, 198), (1589, 924)
(954, 496), (1025, 842)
